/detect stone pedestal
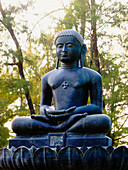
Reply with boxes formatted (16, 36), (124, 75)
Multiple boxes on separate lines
(1, 145), (128, 170)
(9, 133), (112, 148)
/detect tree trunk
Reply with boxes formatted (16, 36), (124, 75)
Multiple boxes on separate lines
(90, 0), (100, 73)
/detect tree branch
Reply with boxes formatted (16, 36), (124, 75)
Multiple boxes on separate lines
(114, 134), (128, 141)
(0, 1), (35, 115)
(4, 62), (18, 66)
(114, 103), (128, 107)
(117, 113), (128, 119)
(118, 116), (128, 131)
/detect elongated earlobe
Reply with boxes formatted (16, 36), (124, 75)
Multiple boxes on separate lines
(80, 57), (83, 68)
(80, 44), (87, 68)
(79, 54), (84, 68)
(56, 58), (59, 69)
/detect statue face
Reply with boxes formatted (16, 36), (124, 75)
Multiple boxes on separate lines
(56, 36), (81, 64)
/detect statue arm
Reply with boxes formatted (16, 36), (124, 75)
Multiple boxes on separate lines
(72, 104), (102, 115)
(40, 75), (53, 115)
(73, 73), (103, 115)
(89, 73), (103, 114)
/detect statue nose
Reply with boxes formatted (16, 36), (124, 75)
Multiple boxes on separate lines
(62, 44), (67, 52)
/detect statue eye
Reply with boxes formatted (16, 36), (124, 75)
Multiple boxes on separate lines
(66, 43), (75, 47)
(57, 44), (63, 48)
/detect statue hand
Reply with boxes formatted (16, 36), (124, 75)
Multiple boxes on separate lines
(31, 114), (55, 123)
(47, 106), (76, 115)
(47, 109), (66, 115)
(65, 106), (76, 113)
(40, 105), (54, 115)
(31, 114), (36, 119)
(31, 114), (45, 120)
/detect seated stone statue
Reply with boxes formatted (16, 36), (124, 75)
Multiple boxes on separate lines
(12, 30), (111, 136)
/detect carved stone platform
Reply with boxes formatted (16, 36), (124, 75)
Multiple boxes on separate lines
(0, 146), (128, 170)
(9, 133), (112, 148)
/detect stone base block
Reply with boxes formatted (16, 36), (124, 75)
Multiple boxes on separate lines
(9, 133), (112, 148)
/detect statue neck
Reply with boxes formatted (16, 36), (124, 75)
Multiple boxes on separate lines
(61, 61), (78, 69)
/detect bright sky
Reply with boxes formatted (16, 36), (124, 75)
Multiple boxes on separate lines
(1, 0), (127, 41)
(1, 0), (71, 13)
(1, 0), (71, 36)
(1, 0), (127, 34)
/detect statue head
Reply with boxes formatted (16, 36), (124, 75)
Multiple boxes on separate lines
(55, 30), (87, 68)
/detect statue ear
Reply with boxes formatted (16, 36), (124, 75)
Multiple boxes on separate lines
(56, 58), (59, 69)
(82, 44), (87, 56)
(79, 44), (87, 68)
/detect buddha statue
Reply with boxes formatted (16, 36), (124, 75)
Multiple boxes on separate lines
(11, 30), (111, 144)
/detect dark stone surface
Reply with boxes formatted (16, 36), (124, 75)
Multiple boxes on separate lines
(33, 147), (57, 170)
(58, 146), (83, 170)
(111, 146), (128, 170)
(0, 146), (128, 170)
(65, 134), (112, 147)
(9, 133), (112, 148)
(83, 147), (110, 170)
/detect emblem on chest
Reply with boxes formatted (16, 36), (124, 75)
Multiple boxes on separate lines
(62, 81), (69, 89)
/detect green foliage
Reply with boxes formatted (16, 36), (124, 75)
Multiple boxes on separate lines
(0, 126), (9, 148)
(101, 57), (128, 146)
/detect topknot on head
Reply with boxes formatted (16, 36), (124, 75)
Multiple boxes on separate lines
(55, 29), (84, 46)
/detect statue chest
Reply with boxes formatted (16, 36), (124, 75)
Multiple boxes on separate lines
(48, 69), (90, 90)
(47, 69), (89, 109)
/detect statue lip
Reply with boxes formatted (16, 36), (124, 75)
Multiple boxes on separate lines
(61, 54), (68, 57)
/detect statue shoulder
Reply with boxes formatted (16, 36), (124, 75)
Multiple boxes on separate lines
(82, 67), (102, 81)
(41, 69), (58, 82)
